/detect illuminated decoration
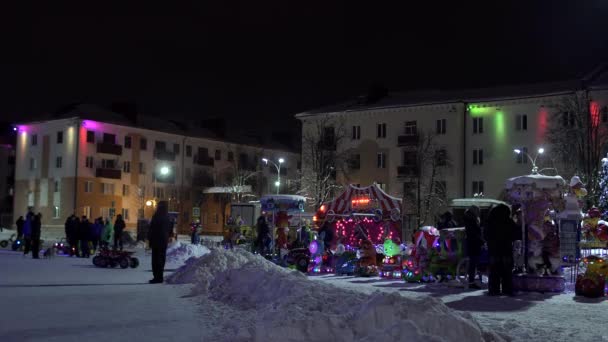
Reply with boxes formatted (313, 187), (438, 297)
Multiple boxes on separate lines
(319, 205), (326, 212)
(383, 238), (400, 257)
(351, 197), (371, 207)
(494, 111), (506, 151)
(590, 101), (600, 128)
(468, 105), (494, 117)
(309, 240), (318, 254)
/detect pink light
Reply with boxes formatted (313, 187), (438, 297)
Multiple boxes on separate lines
(591, 102), (600, 128)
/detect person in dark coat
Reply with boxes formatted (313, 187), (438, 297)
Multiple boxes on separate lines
(90, 217), (103, 252)
(484, 204), (520, 296)
(65, 215), (77, 256)
(113, 215), (126, 250)
(255, 216), (270, 255)
(437, 211), (457, 229)
(15, 216), (24, 240)
(464, 205), (483, 289)
(23, 211), (34, 255)
(148, 201), (173, 284)
(79, 216), (91, 258)
(31, 213), (42, 259)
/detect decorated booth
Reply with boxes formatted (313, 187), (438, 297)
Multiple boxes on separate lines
(260, 195), (308, 268)
(505, 174), (568, 292)
(313, 183), (403, 276)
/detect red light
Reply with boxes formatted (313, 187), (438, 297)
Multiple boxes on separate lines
(351, 198), (370, 206)
(591, 101), (600, 128)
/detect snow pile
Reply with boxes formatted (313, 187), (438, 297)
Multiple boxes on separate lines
(166, 248), (280, 294)
(165, 241), (210, 264)
(169, 248), (504, 341)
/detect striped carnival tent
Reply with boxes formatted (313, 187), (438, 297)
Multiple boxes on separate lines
(316, 183), (402, 224)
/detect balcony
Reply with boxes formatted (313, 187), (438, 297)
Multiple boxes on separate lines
(397, 135), (418, 146)
(194, 155), (214, 167)
(397, 165), (418, 177)
(154, 149), (176, 161)
(96, 168), (121, 179)
(96, 143), (123, 155)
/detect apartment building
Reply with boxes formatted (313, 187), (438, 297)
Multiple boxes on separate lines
(13, 105), (299, 234)
(297, 75), (608, 225)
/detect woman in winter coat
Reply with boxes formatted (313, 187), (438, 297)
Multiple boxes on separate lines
(464, 205), (483, 289)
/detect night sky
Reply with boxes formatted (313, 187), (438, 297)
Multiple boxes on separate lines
(1, 1), (608, 135)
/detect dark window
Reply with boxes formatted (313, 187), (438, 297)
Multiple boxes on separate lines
(403, 151), (417, 165)
(473, 149), (483, 165)
(352, 126), (361, 140)
(563, 112), (575, 127)
(436, 119), (446, 135)
(602, 107), (608, 123)
(348, 154), (360, 169)
(186, 145), (192, 157)
(32, 134), (38, 146)
(377, 152), (386, 168)
(57, 131), (63, 144)
(86, 131), (95, 143)
(140, 138), (147, 150)
(124, 136), (132, 148)
(323, 127), (336, 148)
(404, 121), (417, 136)
(403, 182), (416, 199)
(174, 143), (180, 154)
(516, 115), (528, 131)
(472, 181), (484, 195)
(228, 151), (234, 162)
(215, 149), (221, 160)
(155, 141), (166, 151)
(377, 123), (387, 138)
(473, 118), (484, 134)
(103, 133), (116, 144)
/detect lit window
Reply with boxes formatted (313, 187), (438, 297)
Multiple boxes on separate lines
(53, 206), (60, 219)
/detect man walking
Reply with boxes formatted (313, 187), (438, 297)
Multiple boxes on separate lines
(148, 201), (173, 284)
(113, 214), (126, 250)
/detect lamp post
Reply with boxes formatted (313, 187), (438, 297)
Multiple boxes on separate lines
(262, 157), (284, 194)
(514, 147), (544, 174)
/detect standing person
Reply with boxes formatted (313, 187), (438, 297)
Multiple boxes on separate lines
(23, 211), (34, 255)
(113, 214), (126, 250)
(464, 205), (483, 289)
(90, 217), (103, 252)
(15, 216), (24, 240)
(31, 213), (42, 259)
(255, 216), (270, 255)
(484, 204), (520, 296)
(65, 215), (77, 256)
(437, 211), (457, 229)
(101, 219), (113, 249)
(147, 201), (173, 284)
(79, 216), (91, 258)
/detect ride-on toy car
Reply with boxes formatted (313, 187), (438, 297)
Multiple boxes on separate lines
(92, 247), (140, 269)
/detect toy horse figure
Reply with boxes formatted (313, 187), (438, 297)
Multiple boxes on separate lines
(356, 239), (378, 276)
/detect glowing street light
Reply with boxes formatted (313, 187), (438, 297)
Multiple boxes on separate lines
(263, 157), (286, 194)
(513, 147), (545, 174)
(160, 166), (170, 176)
(146, 200), (154, 207)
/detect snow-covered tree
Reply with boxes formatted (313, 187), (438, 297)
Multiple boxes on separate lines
(598, 155), (608, 213)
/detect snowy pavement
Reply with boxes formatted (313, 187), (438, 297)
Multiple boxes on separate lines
(311, 274), (608, 342)
(2, 246), (608, 342)
(0, 249), (203, 342)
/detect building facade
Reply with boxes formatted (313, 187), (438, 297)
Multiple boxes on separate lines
(297, 79), (608, 229)
(13, 116), (299, 235)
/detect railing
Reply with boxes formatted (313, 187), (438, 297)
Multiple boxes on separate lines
(154, 149), (176, 161)
(97, 143), (123, 155)
(96, 168), (121, 179)
(397, 135), (418, 146)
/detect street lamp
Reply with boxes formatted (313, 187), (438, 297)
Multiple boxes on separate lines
(514, 147), (544, 174)
(263, 157), (285, 194)
(160, 166), (170, 176)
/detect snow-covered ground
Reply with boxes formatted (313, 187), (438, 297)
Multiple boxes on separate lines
(1, 245), (608, 342)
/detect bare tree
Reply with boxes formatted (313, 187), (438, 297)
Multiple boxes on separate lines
(401, 131), (451, 227)
(299, 117), (351, 209)
(217, 144), (263, 202)
(546, 92), (608, 208)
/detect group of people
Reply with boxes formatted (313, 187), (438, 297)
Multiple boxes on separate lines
(15, 211), (43, 258)
(463, 204), (521, 296)
(64, 214), (126, 257)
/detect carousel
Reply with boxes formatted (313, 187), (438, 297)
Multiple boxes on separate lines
(313, 183), (403, 276)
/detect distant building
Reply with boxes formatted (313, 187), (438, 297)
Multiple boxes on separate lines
(0, 142), (15, 227)
(297, 68), (608, 231)
(13, 104), (299, 235)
